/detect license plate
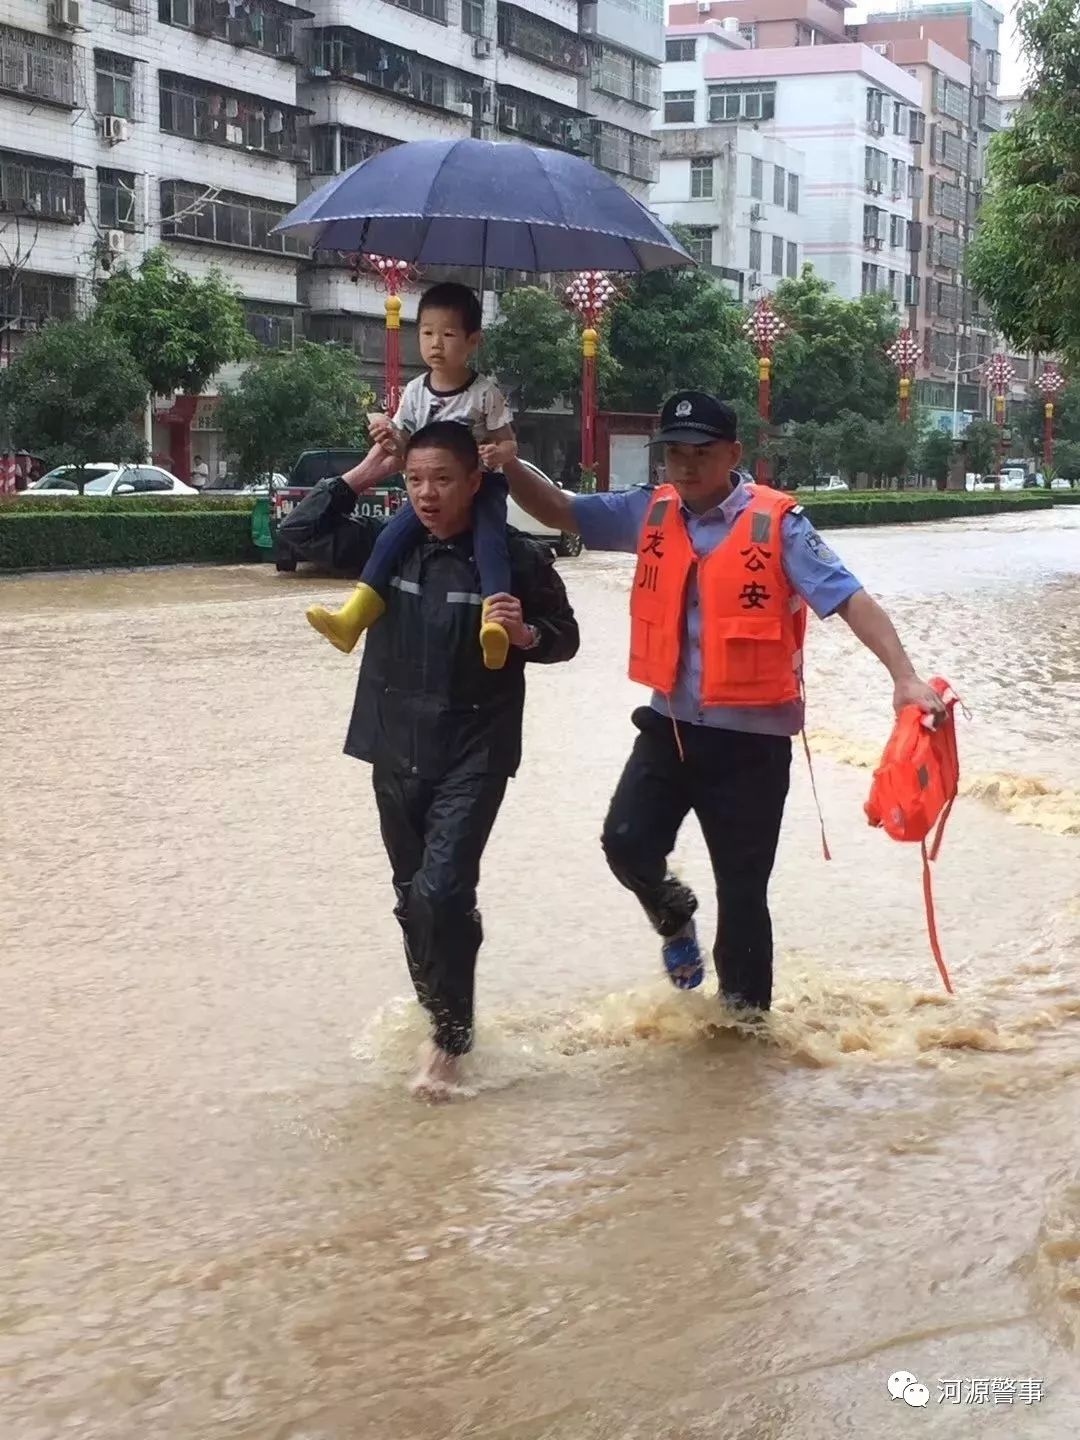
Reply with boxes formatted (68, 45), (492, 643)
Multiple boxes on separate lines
(277, 498), (295, 516)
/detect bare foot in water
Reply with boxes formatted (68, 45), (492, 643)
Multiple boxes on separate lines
(409, 1043), (462, 1101)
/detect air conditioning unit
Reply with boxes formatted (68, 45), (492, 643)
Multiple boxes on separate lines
(452, 99), (474, 119)
(106, 229), (127, 254)
(473, 37), (492, 59)
(871, 42), (890, 57)
(749, 202), (762, 221)
(48, 0), (80, 29)
(100, 115), (130, 143)
(697, 1), (711, 13)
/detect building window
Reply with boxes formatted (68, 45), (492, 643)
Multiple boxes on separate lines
(497, 5), (589, 75)
(863, 205), (884, 243)
(690, 156), (713, 199)
(157, 0), (298, 60)
(391, 0), (448, 21)
(748, 230), (762, 271)
(794, 22), (815, 46)
(786, 240), (797, 278)
(893, 102), (906, 135)
(593, 47), (659, 109)
(243, 301), (297, 350)
(313, 28), (481, 118)
(158, 72), (303, 160)
(663, 90), (695, 124)
(890, 214), (907, 248)
(0, 25), (75, 108)
(502, 88), (593, 157)
(787, 172), (799, 212)
(909, 110), (926, 144)
(665, 37), (695, 62)
(933, 72), (969, 124)
(707, 82), (775, 123)
(861, 263), (879, 295)
(461, 0), (485, 35)
(891, 158), (906, 197)
(772, 164), (785, 207)
(98, 166), (136, 229)
(0, 268), (76, 327)
(95, 50), (136, 120)
(904, 274), (920, 307)
(909, 165), (924, 199)
(160, 179), (307, 256)
(683, 226), (713, 265)
(738, 24), (756, 46)
(0, 151), (84, 224)
(310, 126), (399, 175)
(864, 147), (887, 191)
(750, 156), (763, 199)
(866, 87), (885, 131)
(770, 234), (783, 276)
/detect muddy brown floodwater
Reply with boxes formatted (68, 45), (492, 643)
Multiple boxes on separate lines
(1, 507), (1079, 1439)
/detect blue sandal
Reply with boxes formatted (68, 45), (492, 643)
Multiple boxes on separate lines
(662, 922), (704, 990)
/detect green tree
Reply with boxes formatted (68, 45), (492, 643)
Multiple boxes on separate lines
(603, 266), (756, 411)
(768, 420), (824, 488)
(1053, 439), (1080, 480)
(95, 246), (252, 399)
(918, 428), (954, 491)
(966, 0), (1080, 362)
(216, 342), (374, 480)
(962, 418), (999, 478)
(483, 286), (587, 413)
(0, 320), (146, 488)
(769, 268), (900, 426)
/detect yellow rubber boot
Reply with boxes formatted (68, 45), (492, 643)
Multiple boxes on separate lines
(479, 600), (510, 671)
(306, 583), (386, 654)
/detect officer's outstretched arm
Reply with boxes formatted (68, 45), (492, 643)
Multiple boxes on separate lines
(503, 452), (579, 534)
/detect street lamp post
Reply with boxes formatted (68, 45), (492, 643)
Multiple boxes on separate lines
(565, 270), (618, 485)
(743, 297), (786, 486)
(349, 252), (417, 415)
(1035, 362), (1065, 480)
(887, 328), (920, 424)
(985, 352), (1015, 478)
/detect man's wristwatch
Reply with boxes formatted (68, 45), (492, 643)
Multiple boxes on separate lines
(521, 623), (542, 651)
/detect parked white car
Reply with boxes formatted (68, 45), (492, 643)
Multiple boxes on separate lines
(1050, 477), (1073, 491)
(23, 464), (197, 496)
(23, 463), (120, 494)
(506, 461), (583, 557)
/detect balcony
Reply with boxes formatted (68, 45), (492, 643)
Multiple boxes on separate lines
(309, 28), (478, 120)
(0, 25), (75, 108)
(594, 120), (656, 183)
(497, 4), (588, 75)
(310, 125), (400, 176)
(580, 0), (664, 65)
(933, 74), (969, 124)
(0, 154), (85, 224)
(929, 229), (963, 270)
(591, 44), (659, 109)
(979, 94), (1003, 131)
(157, 0), (310, 61)
(496, 86), (592, 155)
(158, 72), (309, 162)
(243, 300), (300, 350)
(929, 176), (964, 223)
(0, 268), (76, 330)
(160, 180), (307, 257)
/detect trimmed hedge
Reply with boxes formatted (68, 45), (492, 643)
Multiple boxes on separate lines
(0, 507), (257, 572)
(3, 494), (257, 515)
(799, 491), (1080, 528)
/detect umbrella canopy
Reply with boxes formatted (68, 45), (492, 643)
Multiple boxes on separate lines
(273, 138), (691, 273)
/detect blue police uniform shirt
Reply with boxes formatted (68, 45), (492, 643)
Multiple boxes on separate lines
(570, 477), (864, 737)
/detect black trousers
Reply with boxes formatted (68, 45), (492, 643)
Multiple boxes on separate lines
(601, 707), (792, 1011)
(373, 765), (508, 1055)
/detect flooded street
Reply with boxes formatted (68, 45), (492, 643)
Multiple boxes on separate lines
(2, 507), (1079, 1439)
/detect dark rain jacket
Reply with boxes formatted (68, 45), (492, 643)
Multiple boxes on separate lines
(278, 477), (580, 779)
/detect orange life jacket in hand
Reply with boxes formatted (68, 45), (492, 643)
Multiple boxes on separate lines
(865, 676), (962, 993)
(628, 483), (806, 708)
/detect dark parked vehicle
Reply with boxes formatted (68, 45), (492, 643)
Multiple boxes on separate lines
(271, 449), (405, 572)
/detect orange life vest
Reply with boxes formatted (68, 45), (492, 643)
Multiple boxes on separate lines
(865, 677), (962, 993)
(628, 482), (806, 708)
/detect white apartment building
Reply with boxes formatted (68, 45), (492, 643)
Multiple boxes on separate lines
(0, 0), (663, 477)
(652, 20), (808, 298)
(675, 42), (924, 305)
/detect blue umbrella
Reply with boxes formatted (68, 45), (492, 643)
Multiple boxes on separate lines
(272, 138), (691, 273)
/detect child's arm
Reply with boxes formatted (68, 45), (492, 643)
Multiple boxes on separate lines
(341, 444), (402, 495)
(478, 424), (514, 471)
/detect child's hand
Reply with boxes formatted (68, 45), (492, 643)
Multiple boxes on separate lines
(480, 438), (517, 471)
(369, 416), (405, 457)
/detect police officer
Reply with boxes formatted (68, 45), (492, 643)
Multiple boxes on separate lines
(280, 421), (580, 1095)
(501, 392), (944, 1013)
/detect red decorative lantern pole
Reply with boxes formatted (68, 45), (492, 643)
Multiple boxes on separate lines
(742, 297), (786, 486)
(985, 352), (1015, 480)
(349, 252), (417, 415)
(1035, 362), (1065, 480)
(887, 328), (920, 424)
(565, 270), (618, 482)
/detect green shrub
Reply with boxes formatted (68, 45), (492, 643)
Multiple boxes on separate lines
(0, 508), (257, 572)
(3, 494), (256, 515)
(799, 493), (1079, 527)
